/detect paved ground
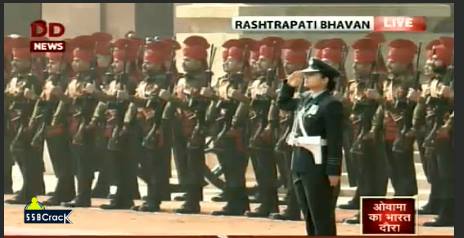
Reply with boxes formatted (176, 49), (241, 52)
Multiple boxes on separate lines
(3, 195), (454, 236)
(4, 148), (453, 236)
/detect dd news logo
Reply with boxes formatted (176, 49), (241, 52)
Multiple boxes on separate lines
(30, 20), (66, 53)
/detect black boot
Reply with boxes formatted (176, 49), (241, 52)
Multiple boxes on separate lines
(100, 198), (134, 210)
(63, 178), (91, 208)
(91, 185), (110, 198)
(269, 202), (301, 221)
(211, 191), (226, 202)
(212, 188), (249, 216)
(175, 186), (201, 214)
(245, 188), (278, 218)
(418, 200), (439, 215)
(423, 198), (454, 227)
(44, 175), (76, 206)
(338, 189), (360, 210)
(5, 193), (29, 204)
(132, 182), (161, 212)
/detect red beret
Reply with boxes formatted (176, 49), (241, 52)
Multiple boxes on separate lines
(144, 41), (168, 64)
(162, 38), (181, 51)
(112, 38), (139, 62)
(73, 35), (95, 63)
(313, 39), (329, 59)
(258, 36), (284, 60)
(11, 37), (31, 60)
(183, 35), (210, 60)
(318, 38), (346, 64)
(426, 39), (441, 60)
(431, 36), (453, 66)
(351, 38), (378, 64)
(222, 39), (244, 61)
(281, 39), (311, 64)
(388, 39), (417, 64)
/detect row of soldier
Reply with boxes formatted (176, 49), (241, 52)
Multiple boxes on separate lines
(3, 31), (453, 227)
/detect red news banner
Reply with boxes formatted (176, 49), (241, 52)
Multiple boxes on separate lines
(362, 198), (416, 235)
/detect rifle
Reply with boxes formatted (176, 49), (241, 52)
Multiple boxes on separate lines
(187, 44), (217, 149)
(142, 38), (169, 149)
(10, 76), (37, 151)
(212, 73), (244, 151)
(423, 50), (454, 154)
(350, 44), (382, 156)
(107, 73), (129, 151)
(71, 73), (96, 145)
(392, 42), (422, 153)
(249, 41), (279, 150)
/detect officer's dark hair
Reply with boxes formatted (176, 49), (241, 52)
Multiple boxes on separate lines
(320, 71), (336, 92)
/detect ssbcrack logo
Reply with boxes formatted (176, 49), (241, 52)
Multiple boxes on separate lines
(24, 197), (73, 224)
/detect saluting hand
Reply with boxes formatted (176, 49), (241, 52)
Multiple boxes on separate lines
(286, 71), (304, 88)
(328, 176), (341, 187)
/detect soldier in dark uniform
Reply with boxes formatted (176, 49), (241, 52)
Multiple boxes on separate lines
(344, 37), (388, 224)
(127, 39), (174, 211)
(270, 39), (311, 221)
(89, 38), (139, 209)
(416, 39), (442, 215)
(60, 35), (100, 207)
(208, 38), (255, 216)
(420, 37), (454, 227)
(158, 35), (214, 214)
(89, 32), (115, 199)
(382, 39), (420, 196)
(243, 37), (283, 218)
(30, 44), (77, 206)
(4, 36), (14, 194)
(278, 58), (342, 236)
(4, 37), (44, 204)
(30, 37), (48, 85)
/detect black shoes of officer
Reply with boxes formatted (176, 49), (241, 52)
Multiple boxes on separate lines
(132, 202), (161, 212)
